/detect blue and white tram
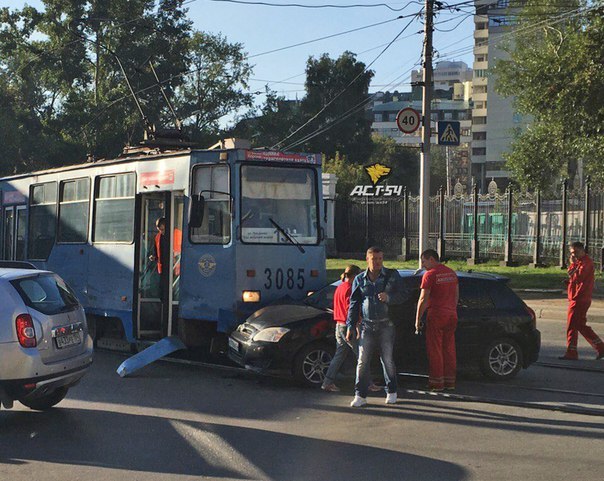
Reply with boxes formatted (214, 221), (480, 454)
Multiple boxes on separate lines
(0, 142), (327, 348)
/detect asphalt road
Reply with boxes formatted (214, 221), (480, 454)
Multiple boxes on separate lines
(2, 316), (604, 481)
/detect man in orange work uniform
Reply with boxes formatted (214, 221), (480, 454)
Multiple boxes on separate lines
(559, 241), (604, 361)
(415, 249), (459, 391)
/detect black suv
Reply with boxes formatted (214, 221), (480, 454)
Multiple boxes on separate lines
(228, 270), (541, 387)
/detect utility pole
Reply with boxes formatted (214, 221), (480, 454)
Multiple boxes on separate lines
(419, 0), (434, 264)
(445, 146), (451, 196)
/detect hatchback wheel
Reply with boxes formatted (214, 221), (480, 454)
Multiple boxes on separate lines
(20, 387), (69, 411)
(293, 343), (334, 387)
(480, 338), (523, 380)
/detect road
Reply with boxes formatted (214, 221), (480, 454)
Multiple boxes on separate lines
(2, 315), (604, 481)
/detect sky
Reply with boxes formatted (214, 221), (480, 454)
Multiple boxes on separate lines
(0, 1), (475, 117)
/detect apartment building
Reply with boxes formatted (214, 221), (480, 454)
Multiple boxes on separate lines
(472, 0), (524, 190)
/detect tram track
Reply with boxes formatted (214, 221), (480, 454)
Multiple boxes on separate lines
(535, 360), (604, 374)
(101, 348), (604, 417)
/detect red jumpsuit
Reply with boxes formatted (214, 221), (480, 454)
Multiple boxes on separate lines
(563, 255), (604, 359)
(421, 264), (459, 390)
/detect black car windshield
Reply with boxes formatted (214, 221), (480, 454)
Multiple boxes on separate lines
(304, 284), (337, 310)
(11, 274), (80, 315)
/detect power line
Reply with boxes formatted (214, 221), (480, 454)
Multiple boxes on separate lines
(205, 0), (424, 10)
(271, 13), (421, 150)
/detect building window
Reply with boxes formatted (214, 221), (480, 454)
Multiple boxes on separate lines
(473, 148), (487, 156)
(28, 182), (57, 260)
(58, 178), (90, 243)
(473, 132), (487, 141)
(474, 69), (488, 78)
(93, 173), (135, 243)
(473, 116), (487, 125)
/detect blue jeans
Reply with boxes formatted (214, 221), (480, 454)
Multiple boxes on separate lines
(324, 323), (358, 386)
(355, 321), (397, 398)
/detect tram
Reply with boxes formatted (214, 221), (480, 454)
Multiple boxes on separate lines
(0, 139), (327, 350)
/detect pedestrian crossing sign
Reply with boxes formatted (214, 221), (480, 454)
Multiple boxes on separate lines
(438, 121), (461, 146)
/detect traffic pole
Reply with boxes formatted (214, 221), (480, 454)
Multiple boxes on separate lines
(419, 0), (434, 266)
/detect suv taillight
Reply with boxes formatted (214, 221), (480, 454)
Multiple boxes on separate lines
(16, 314), (37, 348)
(525, 305), (537, 330)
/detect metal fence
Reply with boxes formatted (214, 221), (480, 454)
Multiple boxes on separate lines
(334, 179), (604, 269)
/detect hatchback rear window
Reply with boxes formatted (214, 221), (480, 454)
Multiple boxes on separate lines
(11, 274), (80, 315)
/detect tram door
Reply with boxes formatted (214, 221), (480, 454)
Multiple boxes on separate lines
(136, 192), (183, 340)
(2, 205), (27, 261)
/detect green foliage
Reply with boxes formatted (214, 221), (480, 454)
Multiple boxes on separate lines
(298, 52), (374, 164)
(367, 134), (420, 192)
(493, 0), (604, 190)
(0, 0), (253, 174)
(323, 152), (365, 196)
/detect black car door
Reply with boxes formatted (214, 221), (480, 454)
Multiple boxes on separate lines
(456, 279), (497, 363)
(391, 276), (426, 369)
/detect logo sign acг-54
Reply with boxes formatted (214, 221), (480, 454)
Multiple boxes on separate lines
(350, 163), (403, 198)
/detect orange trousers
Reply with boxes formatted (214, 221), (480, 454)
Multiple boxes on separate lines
(564, 300), (604, 359)
(426, 314), (458, 389)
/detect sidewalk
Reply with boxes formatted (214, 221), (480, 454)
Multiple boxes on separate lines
(518, 291), (604, 323)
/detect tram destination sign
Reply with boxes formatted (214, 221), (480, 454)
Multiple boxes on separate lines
(245, 151), (321, 164)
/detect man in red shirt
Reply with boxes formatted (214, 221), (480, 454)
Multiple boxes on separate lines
(415, 249), (459, 391)
(559, 242), (604, 360)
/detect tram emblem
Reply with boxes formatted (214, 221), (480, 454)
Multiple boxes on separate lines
(198, 254), (217, 277)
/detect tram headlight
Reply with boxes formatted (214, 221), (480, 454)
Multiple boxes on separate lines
(242, 290), (261, 303)
(253, 327), (290, 343)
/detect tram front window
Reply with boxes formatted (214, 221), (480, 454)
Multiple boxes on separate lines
(241, 165), (318, 244)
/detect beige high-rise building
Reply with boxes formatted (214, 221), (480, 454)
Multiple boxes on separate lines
(472, 0), (524, 191)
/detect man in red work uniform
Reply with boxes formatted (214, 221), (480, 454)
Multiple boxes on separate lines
(559, 241), (604, 360)
(415, 249), (459, 391)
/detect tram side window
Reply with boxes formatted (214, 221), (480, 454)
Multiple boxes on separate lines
(93, 173), (135, 243)
(190, 165), (231, 244)
(28, 182), (57, 260)
(58, 178), (90, 243)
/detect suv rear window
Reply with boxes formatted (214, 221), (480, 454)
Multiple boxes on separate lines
(11, 274), (80, 315)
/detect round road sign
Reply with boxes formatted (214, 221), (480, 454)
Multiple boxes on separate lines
(396, 107), (421, 134)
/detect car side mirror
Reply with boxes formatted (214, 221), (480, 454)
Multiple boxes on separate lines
(188, 194), (205, 228)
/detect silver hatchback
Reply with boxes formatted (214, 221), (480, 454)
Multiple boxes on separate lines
(0, 263), (93, 410)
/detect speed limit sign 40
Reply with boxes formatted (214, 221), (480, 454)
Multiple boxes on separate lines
(396, 107), (421, 134)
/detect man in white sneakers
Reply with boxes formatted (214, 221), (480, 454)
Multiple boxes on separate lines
(346, 247), (404, 407)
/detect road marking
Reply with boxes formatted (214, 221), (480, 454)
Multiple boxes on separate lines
(170, 420), (269, 481)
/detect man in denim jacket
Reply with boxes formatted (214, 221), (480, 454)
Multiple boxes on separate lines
(346, 246), (404, 407)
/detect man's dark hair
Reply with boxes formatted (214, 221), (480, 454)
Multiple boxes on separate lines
(420, 249), (440, 262)
(366, 246), (383, 255)
(570, 241), (586, 252)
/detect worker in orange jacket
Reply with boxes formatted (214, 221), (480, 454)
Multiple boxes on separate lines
(559, 241), (604, 361)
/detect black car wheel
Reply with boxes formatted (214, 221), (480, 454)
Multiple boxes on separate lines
(293, 342), (334, 387)
(20, 387), (69, 411)
(480, 338), (523, 380)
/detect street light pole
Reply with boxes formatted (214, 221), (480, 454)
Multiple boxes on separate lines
(419, 0), (434, 265)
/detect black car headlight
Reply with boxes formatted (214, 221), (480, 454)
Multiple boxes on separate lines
(252, 327), (290, 343)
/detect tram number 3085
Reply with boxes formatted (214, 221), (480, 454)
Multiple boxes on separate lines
(264, 268), (305, 290)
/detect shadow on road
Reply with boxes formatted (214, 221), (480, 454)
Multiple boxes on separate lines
(0, 407), (469, 480)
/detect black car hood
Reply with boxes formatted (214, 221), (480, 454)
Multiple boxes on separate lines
(246, 304), (327, 328)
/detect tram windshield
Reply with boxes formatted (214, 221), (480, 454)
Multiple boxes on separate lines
(240, 165), (318, 245)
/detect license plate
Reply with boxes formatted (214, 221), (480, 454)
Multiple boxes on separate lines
(56, 333), (81, 349)
(228, 337), (240, 352)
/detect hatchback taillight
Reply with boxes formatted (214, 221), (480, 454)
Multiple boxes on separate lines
(16, 314), (37, 348)
(525, 305), (537, 330)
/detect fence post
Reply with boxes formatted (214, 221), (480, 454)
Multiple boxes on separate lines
(437, 186), (446, 260)
(500, 185), (515, 266)
(467, 181), (480, 265)
(365, 195), (370, 248)
(559, 179), (568, 269)
(530, 190), (543, 268)
(584, 175), (591, 251)
(401, 187), (411, 260)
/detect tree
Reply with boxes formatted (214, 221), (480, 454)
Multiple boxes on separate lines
(367, 135), (421, 192)
(294, 52), (374, 164)
(493, 0), (604, 190)
(0, 0), (253, 174)
(323, 151), (365, 196)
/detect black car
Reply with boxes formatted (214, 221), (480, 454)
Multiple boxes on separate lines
(228, 270), (541, 387)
